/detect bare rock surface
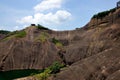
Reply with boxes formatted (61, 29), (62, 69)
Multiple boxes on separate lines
(0, 8), (120, 80)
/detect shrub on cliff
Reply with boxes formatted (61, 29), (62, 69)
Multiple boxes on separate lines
(52, 38), (63, 47)
(92, 8), (116, 19)
(49, 62), (65, 74)
(35, 68), (51, 80)
(37, 24), (49, 30)
(34, 62), (65, 80)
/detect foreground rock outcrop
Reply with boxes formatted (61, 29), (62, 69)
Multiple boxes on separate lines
(0, 8), (120, 80)
(51, 8), (120, 80)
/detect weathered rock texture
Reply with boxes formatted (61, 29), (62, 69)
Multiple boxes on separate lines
(51, 8), (120, 80)
(0, 8), (120, 80)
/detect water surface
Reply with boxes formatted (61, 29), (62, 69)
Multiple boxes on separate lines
(0, 69), (42, 80)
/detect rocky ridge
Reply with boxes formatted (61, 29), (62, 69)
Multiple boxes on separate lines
(0, 8), (120, 80)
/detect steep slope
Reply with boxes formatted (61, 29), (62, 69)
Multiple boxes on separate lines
(0, 8), (120, 80)
(0, 27), (63, 71)
(51, 8), (120, 80)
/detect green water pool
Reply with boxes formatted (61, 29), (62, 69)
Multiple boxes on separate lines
(0, 69), (42, 80)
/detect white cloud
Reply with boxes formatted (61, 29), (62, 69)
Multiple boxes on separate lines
(17, 0), (72, 30)
(11, 25), (29, 31)
(17, 10), (71, 25)
(52, 28), (58, 31)
(34, 0), (62, 12)
(17, 16), (34, 24)
(0, 27), (2, 30)
(0, 26), (5, 30)
(13, 26), (19, 30)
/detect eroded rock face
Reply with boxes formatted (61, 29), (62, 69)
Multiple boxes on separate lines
(53, 47), (120, 80)
(50, 8), (120, 80)
(0, 8), (120, 80)
(0, 29), (62, 71)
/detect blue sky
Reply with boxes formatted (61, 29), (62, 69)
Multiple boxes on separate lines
(0, 0), (118, 31)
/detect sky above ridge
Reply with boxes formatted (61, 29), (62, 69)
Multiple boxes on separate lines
(0, 0), (119, 31)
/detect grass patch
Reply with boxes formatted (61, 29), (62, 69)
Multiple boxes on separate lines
(2, 36), (14, 41)
(14, 31), (26, 38)
(34, 62), (65, 80)
(55, 42), (63, 48)
(52, 38), (63, 47)
(35, 32), (49, 43)
(34, 68), (51, 80)
(1, 30), (26, 41)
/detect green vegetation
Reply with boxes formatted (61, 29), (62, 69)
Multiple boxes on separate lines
(5, 30), (26, 38)
(0, 30), (10, 34)
(35, 32), (49, 43)
(52, 38), (63, 47)
(34, 68), (51, 80)
(92, 8), (116, 19)
(2, 36), (13, 41)
(34, 62), (65, 80)
(2, 30), (26, 41)
(0, 62), (64, 80)
(39, 34), (47, 42)
(56, 42), (63, 47)
(7, 31), (18, 36)
(36, 24), (49, 30)
(49, 61), (65, 74)
(14, 31), (26, 38)
(1, 31), (18, 41)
